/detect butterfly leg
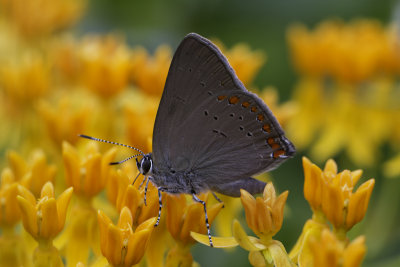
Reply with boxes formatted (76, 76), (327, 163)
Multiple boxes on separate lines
(143, 177), (150, 206)
(155, 187), (164, 227)
(211, 192), (224, 208)
(192, 194), (213, 247)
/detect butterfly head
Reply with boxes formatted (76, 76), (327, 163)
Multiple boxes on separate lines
(137, 153), (153, 175)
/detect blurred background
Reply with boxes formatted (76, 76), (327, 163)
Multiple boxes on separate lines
(1, 0), (399, 266)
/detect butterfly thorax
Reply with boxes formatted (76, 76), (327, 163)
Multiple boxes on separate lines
(148, 162), (206, 195)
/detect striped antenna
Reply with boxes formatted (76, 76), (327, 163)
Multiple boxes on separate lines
(79, 134), (145, 155)
(109, 153), (142, 165)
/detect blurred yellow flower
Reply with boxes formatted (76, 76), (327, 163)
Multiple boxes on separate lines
(308, 229), (366, 267)
(0, 169), (33, 227)
(78, 35), (131, 99)
(0, 0), (86, 38)
(287, 19), (400, 83)
(0, 52), (52, 109)
(302, 157), (375, 231)
(215, 40), (266, 87)
(258, 87), (297, 127)
(287, 78), (393, 166)
(62, 141), (117, 198)
(37, 97), (91, 146)
(17, 181), (73, 241)
(7, 149), (57, 197)
(123, 90), (159, 154)
(98, 207), (156, 267)
(130, 45), (172, 96)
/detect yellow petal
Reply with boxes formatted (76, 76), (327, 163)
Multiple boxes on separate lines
(97, 210), (113, 257)
(41, 181), (55, 198)
(346, 179), (375, 229)
(41, 198), (60, 239)
(271, 191), (289, 233)
(190, 232), (238, 248)
(267, 240), (293, 267)
(249, 250), (267, 267)
(324, 159), (337, 175)
(180, 202), (203, 242)
(17, 195), (38, 238)
(166, 194), (186, 240)
(106, 224), (124, 266)
(136, 217), (157, 232)
(343, 236), (366, 267)
(240, 189), (257, 231)
(125, 229), (152, 265)
(62, 141), (81, 190)
(232, 220), (266, 251)
(118, 207), (133, 229)
(302, 157), (323, 210)
(56, 187), (73, 232)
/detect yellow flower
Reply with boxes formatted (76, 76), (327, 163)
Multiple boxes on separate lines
(241, 183), (288, 239)
(0, 0), (86, 38)
(37, 96), (92, 146)
(78, 34), (131, 99)
(62, 141), (117, 198)
(302, 157), (375, 231)
(130, 45), (172, 96)
(7, 149), (57, 197)
(308, 229), (366, 267)
(17, 181), (73, 241)
(98, 207), (156, 267)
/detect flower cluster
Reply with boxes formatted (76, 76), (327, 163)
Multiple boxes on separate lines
(0, 1), (381, 266)
(286, 19), (400, 169)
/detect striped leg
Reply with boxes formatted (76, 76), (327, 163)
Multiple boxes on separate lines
(143, 177), (150, 206)
(211, 192), (224, 208)
(155, 187), (163, 227)
(192, 194), (213, 247)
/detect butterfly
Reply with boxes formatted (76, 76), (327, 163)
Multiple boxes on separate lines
(80, 33), (295, 247)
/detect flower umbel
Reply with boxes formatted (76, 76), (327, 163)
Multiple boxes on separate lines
(302, 157), (375, 231)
